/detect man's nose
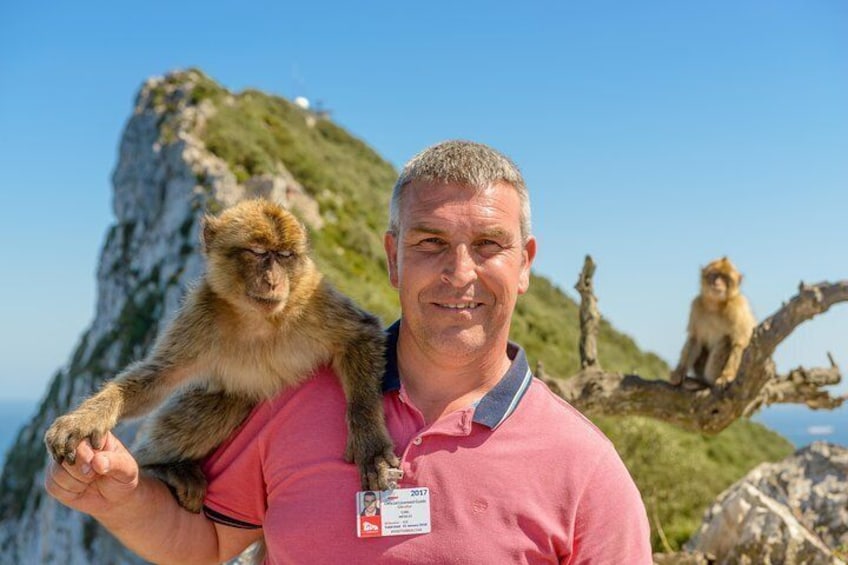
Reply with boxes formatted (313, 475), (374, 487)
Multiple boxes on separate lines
(441, 245), (477, 287)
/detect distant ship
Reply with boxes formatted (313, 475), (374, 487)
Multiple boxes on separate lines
(807, 425), (835, 436)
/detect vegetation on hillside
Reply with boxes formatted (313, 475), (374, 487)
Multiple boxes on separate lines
(171, 70), (795, 550)
(597, 415), (792, 549)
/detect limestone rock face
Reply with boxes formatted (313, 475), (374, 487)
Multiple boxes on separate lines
(684, 441), (848, 565)
(0, 69), (318, 565)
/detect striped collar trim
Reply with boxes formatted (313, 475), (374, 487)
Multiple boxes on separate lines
(383, 320), (533, 430)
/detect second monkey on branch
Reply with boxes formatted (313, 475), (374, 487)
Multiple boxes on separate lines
(671, 256), (757, 388)
(45, 199), (401, 512)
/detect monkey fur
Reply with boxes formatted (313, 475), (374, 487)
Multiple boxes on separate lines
(45, 199), (401, 512)
(670, 257), (756, 387)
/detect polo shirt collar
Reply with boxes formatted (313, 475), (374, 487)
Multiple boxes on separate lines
(383, 320), (533, 430)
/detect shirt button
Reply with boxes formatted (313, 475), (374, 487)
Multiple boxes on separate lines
(412, 436), (423, 446)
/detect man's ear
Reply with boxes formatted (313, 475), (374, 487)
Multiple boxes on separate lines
(384, 231), (400, 289)
(518, 236), (537, 294)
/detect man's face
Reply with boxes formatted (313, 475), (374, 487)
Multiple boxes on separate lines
(384, 181), (536, 361)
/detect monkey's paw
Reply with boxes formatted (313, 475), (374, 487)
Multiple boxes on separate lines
(345, 435), (403, 492)
(715, 372), (736, 387)
(142, 461), (208, 513)
(44, 413), (110, 465)
(669, 369), (685, 386)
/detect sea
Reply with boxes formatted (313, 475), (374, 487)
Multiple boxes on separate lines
(0, 400), (845, 471)
(753, 403), (847, 449)
(0, 400), (37, 469)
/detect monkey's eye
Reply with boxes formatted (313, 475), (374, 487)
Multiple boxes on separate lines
(248, 247), (268, 256)
(275, 250), (294, 260)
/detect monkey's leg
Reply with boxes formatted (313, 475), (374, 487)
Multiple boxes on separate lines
(134, 388), (255, 513)
(692, 347), (709, 382)
(335, 328), (401, 492)
(45, 359), (185, 464)
(704, 338), (733, 386)
(670, 338), (700, 386)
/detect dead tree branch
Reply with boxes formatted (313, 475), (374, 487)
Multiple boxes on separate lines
(759, 364), (845, 410)
(543, 258), (848, 434)
(575, 255), (600, 370)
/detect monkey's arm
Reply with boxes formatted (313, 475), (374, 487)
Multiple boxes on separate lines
(715, 339), (747, 386)
(45, 298), (212, 463)
(714, 298), (757, 386)
(327, 303), (400, 491)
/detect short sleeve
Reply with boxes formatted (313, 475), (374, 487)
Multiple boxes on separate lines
(568, 448), (652, 564)
(201, 403), (271, 529)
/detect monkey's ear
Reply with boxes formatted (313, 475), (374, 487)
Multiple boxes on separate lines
(201, 215), (220, 251)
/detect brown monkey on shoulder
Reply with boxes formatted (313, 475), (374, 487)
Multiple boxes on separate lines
(45, 199), (401, 512)
(670, 256), (756, 387)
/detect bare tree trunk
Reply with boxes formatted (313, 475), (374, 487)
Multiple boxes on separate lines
(575, 255), (600, 370)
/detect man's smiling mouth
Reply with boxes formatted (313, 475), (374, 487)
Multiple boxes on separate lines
(435, 302), (482, 310)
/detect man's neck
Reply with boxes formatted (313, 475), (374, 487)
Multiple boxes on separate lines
(396, 331), (512, 425)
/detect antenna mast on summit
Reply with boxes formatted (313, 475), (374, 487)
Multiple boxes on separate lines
(291, 63), (307, 103)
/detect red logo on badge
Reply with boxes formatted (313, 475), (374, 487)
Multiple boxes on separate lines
(359, 516), (382, 538)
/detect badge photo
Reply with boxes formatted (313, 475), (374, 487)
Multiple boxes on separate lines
(357, 491), (382, 538)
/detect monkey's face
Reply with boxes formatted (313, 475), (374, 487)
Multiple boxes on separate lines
(202, 200), (310, 315)
(701, 257), (741, 303)
(231, 245), (294, 311)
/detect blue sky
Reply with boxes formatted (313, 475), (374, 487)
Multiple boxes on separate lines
(1, 1), (846, 403)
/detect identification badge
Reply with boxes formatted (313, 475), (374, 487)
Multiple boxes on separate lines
(356, 487), (431, 538)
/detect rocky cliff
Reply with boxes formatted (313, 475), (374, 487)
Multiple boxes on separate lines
(686, 442), (848, 564)
(0, 70), (278, 564)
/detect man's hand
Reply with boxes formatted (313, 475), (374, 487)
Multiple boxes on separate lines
(45, 431), (139, 519)
(44, 430), (261, 563)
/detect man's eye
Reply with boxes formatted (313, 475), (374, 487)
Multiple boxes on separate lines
(476, 240), (503, 251)
(417, 238), (445, 247)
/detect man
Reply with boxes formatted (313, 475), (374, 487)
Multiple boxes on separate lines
(46, 140), (652, 563)
(360, 491), (380, 517)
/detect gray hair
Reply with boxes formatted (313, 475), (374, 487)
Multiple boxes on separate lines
(389, 140), (531, 241)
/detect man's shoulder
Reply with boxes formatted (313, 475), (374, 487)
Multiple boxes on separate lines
(243, 366), (346, 431)
(519, 377), (615, 448)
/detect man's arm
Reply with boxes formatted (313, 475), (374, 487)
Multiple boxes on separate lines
(45, 432), (261, 565)
(568, 449), (653, 564)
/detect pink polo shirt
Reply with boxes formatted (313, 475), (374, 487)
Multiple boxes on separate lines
(203, 326), (651, 564)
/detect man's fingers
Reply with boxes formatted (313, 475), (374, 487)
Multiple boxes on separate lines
(45, 431), (141, 514)
(46, 461), (89, 499)
(64, 431), (137, 484)
(90, 450), (138, 486)
(61, 459), (96, 483)
(55, 439), (98, 481)
(48, 431), (139, 498)
(75, 439), (96, 464)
